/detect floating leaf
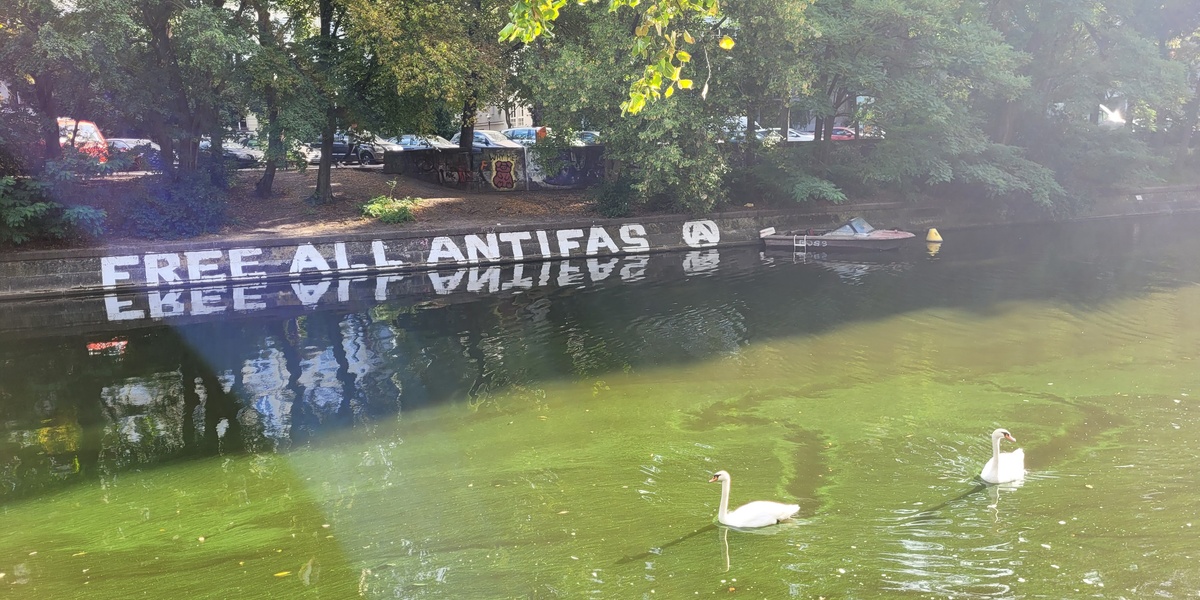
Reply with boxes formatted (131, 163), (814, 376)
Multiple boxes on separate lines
(274, 571), (292, 577)
(719, 35), (735, 50)
(683, 30), (695, 44)
(677, 50), (691, 63)
(665, 85), (675, 98)
(677, 79), (693, 89)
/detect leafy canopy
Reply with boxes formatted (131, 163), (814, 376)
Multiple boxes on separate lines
(501, 0), (734, 113)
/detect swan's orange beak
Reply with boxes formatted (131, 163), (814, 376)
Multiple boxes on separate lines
(1004, 433), (1016, 442)
(708, 475), (719, 483)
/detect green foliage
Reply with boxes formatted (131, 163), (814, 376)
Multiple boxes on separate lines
(0, 176), (106, 246)
(361, 181), (419, 223)
(128, 173), (227, 239)
(589, 175), (638, 217)
(516, 11), (730, 214)
(789, 175), (847, 204)
(361, 197), (418, 223)
(502, 0), (729, 114)
(622, 102), (730, 213)
(4, 0), (1199, 236)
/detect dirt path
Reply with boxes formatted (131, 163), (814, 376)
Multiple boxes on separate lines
(219, 167), (598, 240)
(54, 166), (608, 250)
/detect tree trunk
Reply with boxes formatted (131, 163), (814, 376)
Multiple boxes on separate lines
(314, 104), (337, 204)
(142, 2), (202, 177)
(458, 93), (478, 153)
(256, 92), (282, 198)
(531, 101), (544, 127)
(33, 73), (62, 167)
(254, 1), (281, 199)
(207, 118), (227, 186)
(312, 0), (337, 204)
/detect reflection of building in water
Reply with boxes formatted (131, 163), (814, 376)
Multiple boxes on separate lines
(101, 374), (186, 459)
(240, 340), (295, 445)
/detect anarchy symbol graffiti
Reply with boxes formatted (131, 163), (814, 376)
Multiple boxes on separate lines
(681, 220), (720, 248)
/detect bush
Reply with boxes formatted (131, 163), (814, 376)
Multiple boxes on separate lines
(590, 175), (637, 217)
(0, 176), (106, 246)
(361, 184), (419, 224)
(128, 173), (228, 239)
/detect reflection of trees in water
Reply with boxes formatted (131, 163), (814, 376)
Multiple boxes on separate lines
(1, 281), (749, 499)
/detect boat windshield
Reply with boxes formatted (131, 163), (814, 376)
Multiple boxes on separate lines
(830, 217), (876, 235)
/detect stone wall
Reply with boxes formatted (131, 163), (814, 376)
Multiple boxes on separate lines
(1, 183), (1197, 305)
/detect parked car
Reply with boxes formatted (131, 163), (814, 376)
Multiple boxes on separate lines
(501, 126), (550, 146)
(719, 127), (783, 144)
(771, 128), (815, 142)
(354, 136), (403, 164)
(830, 126), (857, 140)
(57, 118), (108, 162)
(390, 134), (457, 150)
(199, 137), (264, 169)
(297, 143), (322, 164)
(311, 134), (402, 164)
(449, 129), (524, 150)
(233, 135), (321, 165)
(573, 130), (602, 146)
(106, 138), (164, 170)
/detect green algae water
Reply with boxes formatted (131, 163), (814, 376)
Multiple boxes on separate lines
(3, 215), (1200, 598)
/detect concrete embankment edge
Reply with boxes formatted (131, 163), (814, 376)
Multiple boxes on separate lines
(0, 184), (1197, 300)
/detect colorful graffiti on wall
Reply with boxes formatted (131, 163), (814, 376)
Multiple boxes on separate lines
(483, 153), (524, 190)
(526, 147), (605, 189)
(389, 146), (606, 191)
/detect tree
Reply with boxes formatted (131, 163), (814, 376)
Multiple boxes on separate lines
(341, 0), (516, 154)
(0, 0), (100, 168)
(515, 2), (735, 212)
(502, 0), (732, 114)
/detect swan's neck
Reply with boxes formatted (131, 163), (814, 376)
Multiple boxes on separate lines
(992, 435), (1002, 464)
(718, 477), (731, 523)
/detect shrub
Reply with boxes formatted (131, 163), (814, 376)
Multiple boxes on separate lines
(361, 183), (419, 224)
(590, 175), (637, 217)
(128, 173), (228, 239)
(0, 176), (106, 246)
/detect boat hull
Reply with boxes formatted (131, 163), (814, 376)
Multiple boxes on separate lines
(763, 230), (915, 252)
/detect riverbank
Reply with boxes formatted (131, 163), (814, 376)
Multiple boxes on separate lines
(18, 166), (1200, 252)
(60, 167), (605, 248)
(2, 164), (1199, 300)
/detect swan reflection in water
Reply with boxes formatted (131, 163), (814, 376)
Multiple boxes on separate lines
(716, 518), (805, 572)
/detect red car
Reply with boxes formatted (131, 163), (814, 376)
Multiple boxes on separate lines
(830, 126), (857, 141)
(58, 117), (109, 162)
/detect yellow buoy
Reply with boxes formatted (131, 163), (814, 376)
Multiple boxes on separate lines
(926, 228), (943, 243)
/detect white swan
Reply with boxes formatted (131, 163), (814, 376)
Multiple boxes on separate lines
(980, 428), (1025, 484)
(709, 470), (800, 528)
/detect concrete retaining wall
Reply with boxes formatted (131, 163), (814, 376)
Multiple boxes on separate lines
(1, 184), (1198, 302)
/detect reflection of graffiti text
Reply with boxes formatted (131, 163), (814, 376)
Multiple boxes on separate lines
(104, 255), (653, 322)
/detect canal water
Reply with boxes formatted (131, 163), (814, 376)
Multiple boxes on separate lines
(2, 214), (1200, 598)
